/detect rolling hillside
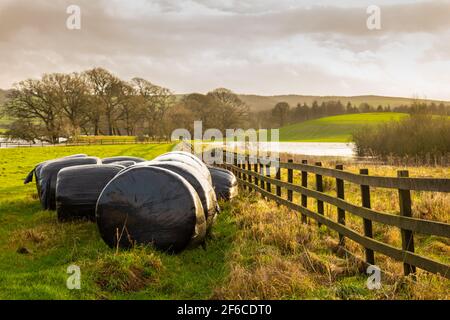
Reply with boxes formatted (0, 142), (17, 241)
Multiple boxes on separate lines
(278, 112), (408, 142)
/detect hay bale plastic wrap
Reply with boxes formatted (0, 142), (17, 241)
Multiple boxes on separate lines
(101, 156), (145, 164)
(208, 166), (238, 200)
(154, 152), (211, 184)
(56, 164), (124, 222)
(39, 157), (101, 210)
(134, 160), (219, 231)
(109, 161), (136, 167)
(96, 166), (206, 253)
(24, 154), (88, 196)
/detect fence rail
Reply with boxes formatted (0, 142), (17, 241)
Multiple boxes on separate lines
(220, 153), (450, 279)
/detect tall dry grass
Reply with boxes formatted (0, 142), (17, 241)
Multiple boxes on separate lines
(213, 193), (450, 300)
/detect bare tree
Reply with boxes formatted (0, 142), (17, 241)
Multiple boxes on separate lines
(49, 72), (91, 137)
(182, 93), (216, 129)
(4, 76), (65, 143)
(116, 81), (144, 136)
(272, 102), (290, 127)
(207, 88), (249, 132)
(84, 68), (124, 135)
(131, 78), (175, 139)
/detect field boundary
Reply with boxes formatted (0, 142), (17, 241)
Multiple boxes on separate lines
(219, 153), (450, 279)
(0, 138), (169, 148)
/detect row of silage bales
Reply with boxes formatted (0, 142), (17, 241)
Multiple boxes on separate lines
(24, 151), (237, 254)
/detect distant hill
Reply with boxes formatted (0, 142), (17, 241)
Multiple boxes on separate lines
(4, 89), (450, 112)
(237, 94), (450, 112)
(278, 112), (408, 142)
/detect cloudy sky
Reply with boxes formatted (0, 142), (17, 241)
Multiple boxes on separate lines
(1, 0), (450, 99)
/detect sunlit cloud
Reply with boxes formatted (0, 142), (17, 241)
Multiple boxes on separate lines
(0, 0), (449, 99)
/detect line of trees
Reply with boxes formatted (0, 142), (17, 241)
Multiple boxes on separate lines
(2, 67), (449, 143)
(2, 68), (249, 143)
(253, 100), (450, 129)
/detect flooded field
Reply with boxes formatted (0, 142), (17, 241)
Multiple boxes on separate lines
(207, 141), (356, 158)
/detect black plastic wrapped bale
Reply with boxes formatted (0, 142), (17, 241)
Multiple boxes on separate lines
(144, 160), (218, 231)
(101, 156), (145, 164)
(208, 166), (238, 201)
(39, 157), (101, 210)
(56, 164), (124, 222)
(96, 166), (206, 253)
(110, 161), (136, 167)
(24, 154), (88, 196)
(154, 152), (211, 184)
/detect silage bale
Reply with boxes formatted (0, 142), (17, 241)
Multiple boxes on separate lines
(39, 157), (101, 210)
(154, 151), (211, 184)
(143, 160), (219, 231)
(208, 166), (238, 201)
(56, 164), (124, 222)
(101, 156), (145, 164)
(24, 154), (88, 196)
(96, 166), (206, 253)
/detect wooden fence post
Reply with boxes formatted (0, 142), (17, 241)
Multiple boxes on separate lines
(301, 160), (308, 224)
(247, 156), (253, 192)
(360, 168), (375, 265)
(315, 162), (324, 227)
(253, 159), (259, 189)
(275, 166), (282, 197)
(287, 159), (293, 202)
(266, 164), (271, 193)
(231, 153), (238, 177)
(259, 162), (265, 198)
(236, 153), (242, 181)
(336, 164), (346, 246)
(398, 170), (416, 276)
(241, 156), (247, 191)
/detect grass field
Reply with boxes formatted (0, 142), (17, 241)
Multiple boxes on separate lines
(278, 113), (408, 142)
(0, 144), (448, 299)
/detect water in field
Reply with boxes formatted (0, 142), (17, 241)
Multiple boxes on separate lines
(207, 142), (356, 157)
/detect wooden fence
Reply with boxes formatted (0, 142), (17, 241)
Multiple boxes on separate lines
(0, 138), (169, 148)
(220, 153), (450, 279)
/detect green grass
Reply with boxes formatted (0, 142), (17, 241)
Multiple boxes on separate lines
(278, 112), (408, 142)
(0, 144), (448, 299)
